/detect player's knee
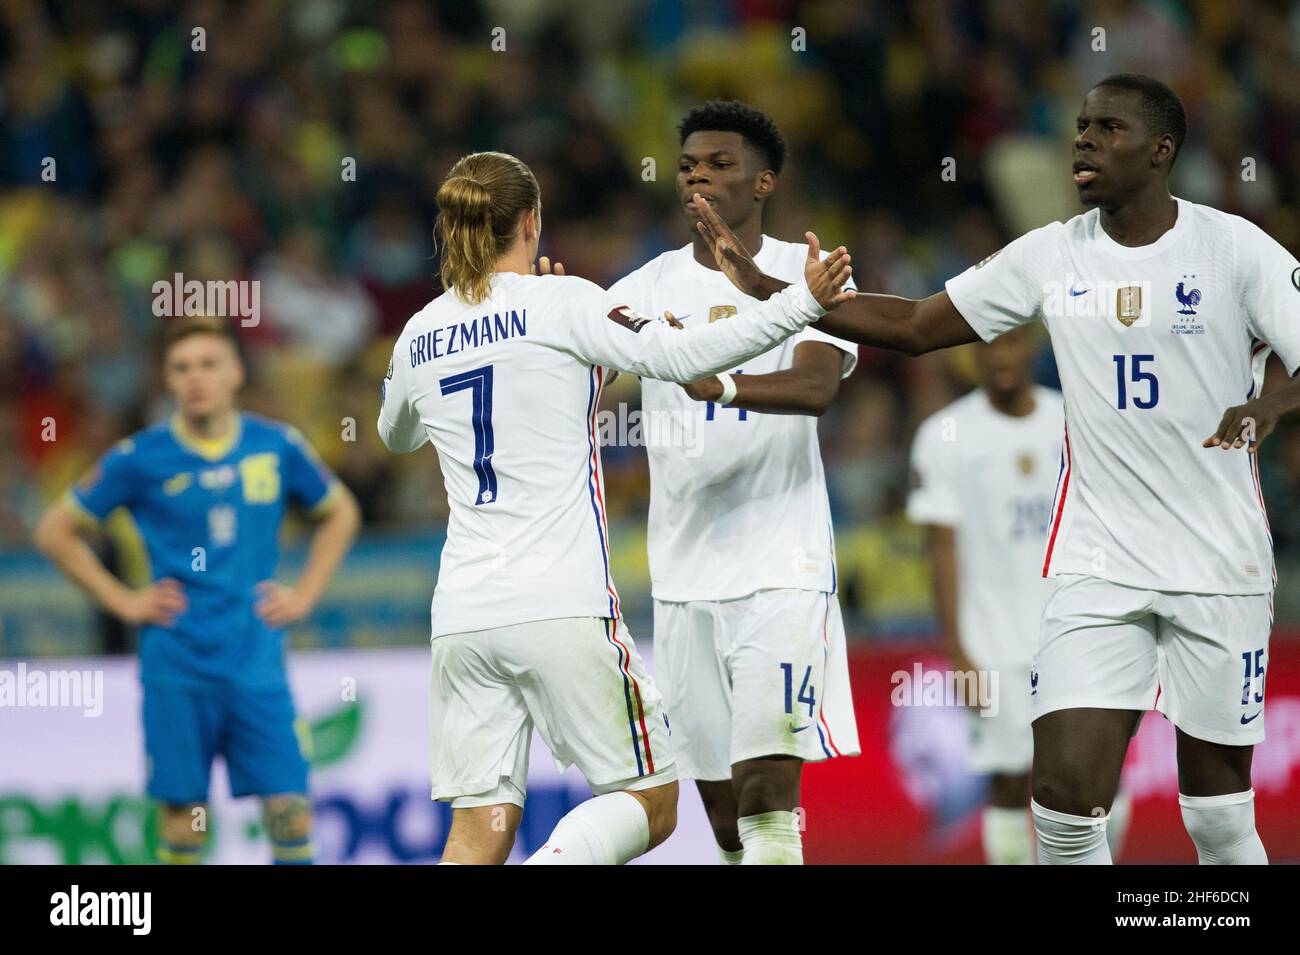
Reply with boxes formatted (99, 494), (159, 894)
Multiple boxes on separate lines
(158, 803), (208, 862)
(733, 758), (800, 815)
(263, 793), (313, 843)
(637, 781), (678, 849)
(445, 805), (521, 864)
(695, 781), (739, 840)
(1031, 769), (1110, 818)
(1179, 791), (1266, 864)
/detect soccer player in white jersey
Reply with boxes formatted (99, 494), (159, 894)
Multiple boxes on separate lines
(909, 326), (1129, 863)
(693, 74), (1300, 864)
(607, 102), (860, 866)
(376, 150), (851, 865)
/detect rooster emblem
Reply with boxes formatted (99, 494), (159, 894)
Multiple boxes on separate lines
(1176, 281), (1201, 315)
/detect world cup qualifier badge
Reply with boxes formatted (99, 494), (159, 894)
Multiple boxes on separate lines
(709, 305), (738, 323)
(1116, 284), (1143, 327)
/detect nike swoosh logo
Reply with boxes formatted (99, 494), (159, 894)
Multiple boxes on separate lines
(789, 724), (810, 734)
(1068, 285), (1090, 297)
(1241, 711), (1261, 725)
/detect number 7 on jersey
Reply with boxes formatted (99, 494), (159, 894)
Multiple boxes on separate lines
(440, 365), (499, 505)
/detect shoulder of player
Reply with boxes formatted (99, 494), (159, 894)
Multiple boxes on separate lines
(106, 423), (165, 461)
(758, 235), (815, 271)
(239, 412), (311, 451)
(610, 246), (685, 298)
(1201, 203), (1278, 251)
(390, 296), (446, 349)
(1024, 217), (1073, 248)
(1034, 384), (1065, 409)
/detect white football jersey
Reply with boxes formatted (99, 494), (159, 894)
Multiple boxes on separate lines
(608, 238), (857, 602)
(378, 271), (828, 636)
(946, 198), (1300, 596)
(907, 386), (1065, 668)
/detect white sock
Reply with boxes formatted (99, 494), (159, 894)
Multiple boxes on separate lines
(982, 806), (1033, 864)
(738, 811), (802, 865)
(1179, 790), (1268, 865)
(523, 792), (649, 865)
(1031, 799), (1112, 865)
(1107, 788), (1133, 859)
(718, 844), (744, 865)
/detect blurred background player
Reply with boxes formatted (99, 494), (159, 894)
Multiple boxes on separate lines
(907, 325), (1130, 863)
(376, 150), (851, 864)
(693, 73), (1300, 865)
(607, 101), (860, 865)
(33, 315), (361, 864)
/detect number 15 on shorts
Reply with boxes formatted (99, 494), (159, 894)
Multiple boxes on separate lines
(781, 662), (816, 718)
(1241, 648), (1266, 711)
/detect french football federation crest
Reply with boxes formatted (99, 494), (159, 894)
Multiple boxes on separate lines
(1115, 284), (1143, 327)
(709, 305), (738, 323)
(1016, 453), (1034, 476)
(1175, 277), (1201, 315)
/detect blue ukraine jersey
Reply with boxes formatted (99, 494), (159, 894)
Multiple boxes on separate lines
(70, 413), (337, 689)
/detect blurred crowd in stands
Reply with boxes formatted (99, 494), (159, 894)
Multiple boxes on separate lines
(3, 0), (1300, 637)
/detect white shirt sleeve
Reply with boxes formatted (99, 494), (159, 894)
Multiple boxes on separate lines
(377, 335), (428, 453)
(944, 223), (1061, 343)
(1236, 217), (1300, 376)
(550, 275), (828, 382)
(793, 323), (858, 378)
(906, 414), (961, 527)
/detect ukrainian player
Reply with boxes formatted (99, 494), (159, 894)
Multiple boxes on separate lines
(607, 101), (860, 866)
(34, 316), (361, 864)
(694, 74), (1300, 864)
(377, 151), (851, 864)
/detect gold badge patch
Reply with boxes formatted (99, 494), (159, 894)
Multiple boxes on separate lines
(1116, 284), (1143, 327)
(709, 305), (738, 323)
(1017, 453), (1034, 476)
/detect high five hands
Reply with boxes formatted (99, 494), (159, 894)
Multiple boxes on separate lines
(692, 192), (854, 311)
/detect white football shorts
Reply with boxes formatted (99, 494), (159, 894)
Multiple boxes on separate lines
(969, 665), (1034, 774)
(653, 588), (860, 780)
(429, 616), (676, 808)
(1033, 574), (1272, 746)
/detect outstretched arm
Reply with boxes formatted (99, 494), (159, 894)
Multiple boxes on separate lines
(569, 235), (853, 384)
(692, 194), (980, 355)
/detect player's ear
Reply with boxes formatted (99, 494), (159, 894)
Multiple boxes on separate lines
(754, 169), (776, 201)
(1153, 134), (1174, 170)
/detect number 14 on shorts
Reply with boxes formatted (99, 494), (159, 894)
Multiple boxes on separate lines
(781, 662), (816, 721)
